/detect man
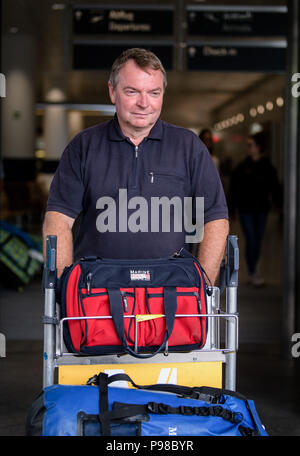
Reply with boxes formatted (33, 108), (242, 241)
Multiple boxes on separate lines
(43, 48), (229, 284)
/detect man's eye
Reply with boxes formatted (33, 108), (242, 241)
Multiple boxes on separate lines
(125, 90), (136, 95)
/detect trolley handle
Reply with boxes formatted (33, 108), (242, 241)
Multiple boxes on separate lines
(43, 235), (57, 290)
(219, 235), (239, 293)
(226, 235), (239, 288)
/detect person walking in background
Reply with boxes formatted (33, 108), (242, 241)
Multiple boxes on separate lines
(228, 132), (282, 287)
(199, 128), (220, 170)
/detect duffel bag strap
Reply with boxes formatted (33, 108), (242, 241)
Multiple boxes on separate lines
(98, 399), (256, 437)
(91, 372), (215, 401)
(89, 372), (248, 403)
(95, 372), (145, 436)
(172, 247), (212, 288)
(107, 286), (177, 360)
(93, 373), (260, 437)
(93, 372), (196, 436)
(113, 401), (245, 425)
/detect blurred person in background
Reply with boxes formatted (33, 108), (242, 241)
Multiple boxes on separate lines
(199, 128), (220, 170)
(228, 132), (282, 287)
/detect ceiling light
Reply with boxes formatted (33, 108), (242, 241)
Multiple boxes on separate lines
(266, 101), (274, 111)
(45, 88), (66, 103)
(276, 97), (284, 107)
(9, 26), (19, 34)
(35, 149), (46, 159)
(257, 105), (265, 114)
(52, 3), (65, 10)
(249, 108), (257, 117)
(250, 123), (263, 134)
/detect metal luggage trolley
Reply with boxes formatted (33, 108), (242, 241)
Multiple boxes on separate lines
(42, 235), (239, 392)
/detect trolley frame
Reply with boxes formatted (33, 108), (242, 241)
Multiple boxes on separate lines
(42, 235), (239, 391)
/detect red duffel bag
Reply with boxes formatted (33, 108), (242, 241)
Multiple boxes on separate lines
(57, 248), (209, 358)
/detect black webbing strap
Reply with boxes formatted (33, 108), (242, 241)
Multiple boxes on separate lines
(90, 372), (204, 400)
(90, 372), (247, 403)
(164, 286), (177, 337)
(92, 373), (258, 437)
(114, 401), (244, 424)
(107, 288), (127, 347)
(98, 372), (111, 436)
(107, 286), (177, 359)
(98, 400), (256, 436)
(94, 372), (159, 436)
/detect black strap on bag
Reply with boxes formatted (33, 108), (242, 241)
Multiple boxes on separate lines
(90, 373), (257, 437)
(89, 372), (249, 404)
(90, 373), (260, 437)
(107, 286), (177, 359)
(91, 372), (234, 401)
(112, 401), (243, 424)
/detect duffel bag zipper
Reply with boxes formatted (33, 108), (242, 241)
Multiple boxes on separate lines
(86, 272), (92, 295)
(84, 273), (131, 313)
(84, 278), (201, 315)
(147, 290), (202, 312)
(121, 292), (129, 312)
(147, 290), (200, 298)
(196, 293), (202, 313)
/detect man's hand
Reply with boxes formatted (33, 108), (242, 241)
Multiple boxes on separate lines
(43, 211), (75, 277)
(197, 219), (229, 286)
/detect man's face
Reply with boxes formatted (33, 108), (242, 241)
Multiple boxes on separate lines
(108, 59), (164, 135)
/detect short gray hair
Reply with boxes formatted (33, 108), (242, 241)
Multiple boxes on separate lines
(109, 48), (167, 90)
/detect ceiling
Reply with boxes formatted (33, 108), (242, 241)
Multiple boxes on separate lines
(161, 71), (271, 125)
(1, 0), (287, 127)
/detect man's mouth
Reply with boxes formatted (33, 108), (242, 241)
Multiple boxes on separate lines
(132, 112), (151, 116)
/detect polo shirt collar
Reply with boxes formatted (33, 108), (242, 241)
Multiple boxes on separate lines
(108, 114), (163, 141)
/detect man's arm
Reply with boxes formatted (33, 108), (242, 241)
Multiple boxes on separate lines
(43, 211), (75, 277)
(197, 218), (229, 285)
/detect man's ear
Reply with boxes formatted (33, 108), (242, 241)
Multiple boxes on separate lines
(108, 81), (116, 104)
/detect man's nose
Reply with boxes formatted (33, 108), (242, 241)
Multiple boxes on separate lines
(137, 92), (149, 108)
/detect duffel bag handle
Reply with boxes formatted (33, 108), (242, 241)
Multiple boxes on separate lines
(172, 248), (212, 288)
(94, 372), (247, 402)
(95, 373), (259, 437)
(92, 372), (212, 400)
(107, 287), (177, 360)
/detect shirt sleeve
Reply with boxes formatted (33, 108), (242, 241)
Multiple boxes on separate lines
(45, 141), (85, 219)
(191, 136), (228, 224)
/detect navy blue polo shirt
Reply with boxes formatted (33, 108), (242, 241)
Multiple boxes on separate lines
(46, 116), (228, 259)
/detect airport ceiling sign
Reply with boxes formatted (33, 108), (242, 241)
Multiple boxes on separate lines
(186, 5), (288, 37)
(69, 4), (287, 73)
(72, 6), (174, 36)
(73, 42), (174, 71)
(186, 41), (286, 73)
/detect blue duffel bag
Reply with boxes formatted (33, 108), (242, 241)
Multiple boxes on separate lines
(26, 373), (268, 436)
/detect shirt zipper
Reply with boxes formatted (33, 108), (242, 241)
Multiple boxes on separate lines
(134, 145), (139, 188)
